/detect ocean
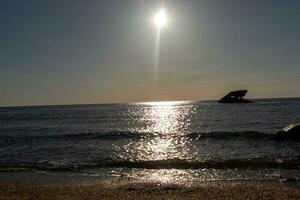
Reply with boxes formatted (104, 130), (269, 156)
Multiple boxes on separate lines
(0, 98), (299, 183)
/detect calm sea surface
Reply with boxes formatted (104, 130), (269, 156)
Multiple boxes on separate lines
(0, 98), (300, 183)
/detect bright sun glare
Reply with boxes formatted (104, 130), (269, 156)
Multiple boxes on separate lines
(153, 8), (168, 29)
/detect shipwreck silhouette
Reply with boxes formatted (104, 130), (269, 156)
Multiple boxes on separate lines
(218, 90), (253, 103)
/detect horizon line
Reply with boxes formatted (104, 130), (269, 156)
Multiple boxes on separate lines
(0, 96), (299, 108)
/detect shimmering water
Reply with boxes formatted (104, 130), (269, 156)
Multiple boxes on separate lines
(0, 98), (299, 183)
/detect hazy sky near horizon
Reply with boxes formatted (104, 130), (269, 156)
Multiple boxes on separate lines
(1, 0), (300, 106)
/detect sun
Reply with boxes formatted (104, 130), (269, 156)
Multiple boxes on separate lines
(153, 8), (168, 29)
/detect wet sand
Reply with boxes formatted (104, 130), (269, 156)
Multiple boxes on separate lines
(1, 181), (300, 200)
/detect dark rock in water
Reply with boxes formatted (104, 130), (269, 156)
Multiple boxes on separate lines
(275, 121), (300, 140)
(218, 90), (253, 103)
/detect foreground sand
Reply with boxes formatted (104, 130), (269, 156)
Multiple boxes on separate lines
(0, 181), (300, 200)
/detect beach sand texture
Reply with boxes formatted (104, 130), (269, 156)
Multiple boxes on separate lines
(0, 181), (300, 200)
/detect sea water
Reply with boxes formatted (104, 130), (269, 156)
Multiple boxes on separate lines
(0, 98), (299, 183)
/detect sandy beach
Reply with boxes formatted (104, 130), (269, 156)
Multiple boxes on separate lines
(0, 180), (299, 200)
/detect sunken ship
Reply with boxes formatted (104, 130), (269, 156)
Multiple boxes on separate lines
(218, 89), (253, 103)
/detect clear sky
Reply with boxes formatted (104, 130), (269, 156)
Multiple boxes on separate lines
(1, 0), (300, 106)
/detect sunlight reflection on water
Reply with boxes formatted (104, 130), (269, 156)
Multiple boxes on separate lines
(137, 101), (192, 135)
(1, 100), (300, 183)
(119, 101), (196, 182)
(109, 101), (300, 183)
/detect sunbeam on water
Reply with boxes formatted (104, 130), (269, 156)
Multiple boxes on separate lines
(1, 99), (300, 183)
(120, 101), (193, 161)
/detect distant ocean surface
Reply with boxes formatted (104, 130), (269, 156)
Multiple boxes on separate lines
(0, 98), (300, 183)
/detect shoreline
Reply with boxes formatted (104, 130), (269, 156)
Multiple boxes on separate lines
(1, 180), (300, 200)
(1, 171), (300, 199)
(1, 169), (300, 186)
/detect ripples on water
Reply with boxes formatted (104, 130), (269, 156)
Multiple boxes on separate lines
(0, 99), (300, 182)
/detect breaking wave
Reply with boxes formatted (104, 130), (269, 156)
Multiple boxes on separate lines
(1, 130), (275, 142)
(1, 157), (299, 172)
